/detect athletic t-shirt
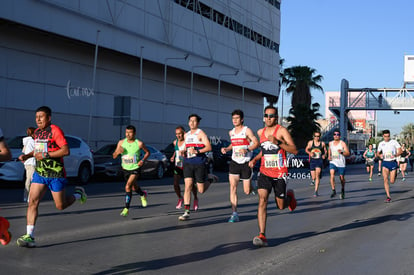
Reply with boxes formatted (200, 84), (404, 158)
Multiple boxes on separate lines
(174, 139), (185, 169)
(377, 140), (400, 161)
(259, 125), (288, 178)
(184, 129), (206, 165)
(329, 141), (346, 168)
(34, 124), (67, 178)
(230, 126), (252, 164)
(121, 139), (141, 171)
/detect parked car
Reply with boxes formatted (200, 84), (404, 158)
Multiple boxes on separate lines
(93, 144), (169, 179)
(346, 149), (357, 164)
(210, 139), (232, 171)
(1, 135), (94, 184)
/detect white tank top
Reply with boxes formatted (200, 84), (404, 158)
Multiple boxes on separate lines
(329, 141), (346, 167)
(230, 126), (252, 164)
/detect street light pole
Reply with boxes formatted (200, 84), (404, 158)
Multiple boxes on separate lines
(191, 62), (214, 112)
(242, 78), (261, 110)
(163, 53), (189, 144)
(217, 70), (239, 127)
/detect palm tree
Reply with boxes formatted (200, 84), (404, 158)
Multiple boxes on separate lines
(282, 66), (323, 108)
(287, 103), (322, 148)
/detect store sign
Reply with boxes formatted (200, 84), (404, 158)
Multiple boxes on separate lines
(66, 80), (94, 100)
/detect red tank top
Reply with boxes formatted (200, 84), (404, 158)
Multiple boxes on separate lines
(259, 125), (288, 178)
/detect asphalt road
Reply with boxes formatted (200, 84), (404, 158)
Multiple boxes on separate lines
(1, 165), (414, 275)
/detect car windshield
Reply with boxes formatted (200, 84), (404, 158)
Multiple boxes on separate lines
(94, 144), (116, 155)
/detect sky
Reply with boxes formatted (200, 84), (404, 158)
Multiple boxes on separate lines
(279, 0), (414, 134)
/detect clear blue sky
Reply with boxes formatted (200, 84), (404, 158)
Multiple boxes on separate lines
(279, 0), (414, 134)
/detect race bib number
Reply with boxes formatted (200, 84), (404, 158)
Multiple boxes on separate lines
(122, 154), (137, 164)
(34, 139), (48, 153)
(400, 157), (405, 162)
(233, 146), (247, 160)
(332, 151), (340, 160)
(264, 154), (284, 168)
(384, 151), (393, 159)
(187, 147), (196, 158)
(175, 155), (184, 168)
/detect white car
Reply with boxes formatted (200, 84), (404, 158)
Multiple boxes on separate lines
(0, 135), (94, 184)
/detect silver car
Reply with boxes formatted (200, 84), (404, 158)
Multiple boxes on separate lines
(0, 135), (94, 184)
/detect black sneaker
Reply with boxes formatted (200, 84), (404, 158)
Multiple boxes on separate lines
(340, 190), (345, 200)
(330, 190), (336, 198)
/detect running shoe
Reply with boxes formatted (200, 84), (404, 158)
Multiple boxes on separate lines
(17, 234), (36, 248)
(369, 177), (372, 182)
(385, 197), (391, 203)
(310, 180), (315, 186)
(74, 186), (87, 204)
(402, 177), (406, 182)
(330, 190), (336, 198)
(313, 191), (318, 197)
(178, 211), (190, 221)
(253, 233), (268, 247)
(378, 172), (381, 176)
(340, 190), (345, 200)
(120, 208), (129, 217)
(228, 214), (239, 223)
(287, 189), (296, 211)
(140, 190), (148, 207)
(176, 198), (184, 209)
(192, 199), (199, 211)
(208, 174), (219, 183)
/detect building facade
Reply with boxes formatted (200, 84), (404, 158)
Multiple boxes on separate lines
(0, 0), (281, 149)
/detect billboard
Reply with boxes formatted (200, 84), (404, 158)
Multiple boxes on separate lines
(404, 55), (414, 83)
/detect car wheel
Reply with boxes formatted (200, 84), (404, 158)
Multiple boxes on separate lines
(78, 163), (91, 184)
(155, 162), (164, 179)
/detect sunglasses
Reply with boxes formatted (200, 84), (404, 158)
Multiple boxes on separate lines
(264, 114), (277, 118)
(314, 135), (320, 138)
(333, 133), (340, 136)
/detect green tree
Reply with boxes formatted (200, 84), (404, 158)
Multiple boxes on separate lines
(287, 103), (322, 148)
(282, 66), (323, 108)
(400, 123), (414, 146)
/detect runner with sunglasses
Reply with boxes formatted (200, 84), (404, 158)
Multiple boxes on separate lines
(305, 131), (327, 197)
(328, 130), (350, 199)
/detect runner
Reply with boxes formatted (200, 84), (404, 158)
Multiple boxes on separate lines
(377, 129), (401, 202)
(398, 143), (410, 181)
(0, 128), (11, 162)
(113, 125), (150, 217)
(305, 131), (327, 197)
(17, 106), (87, 248)
(178, 114), (218, 221)
(363, 144), (376, 182)
(221, 109), (259, 222)
(248, 106), (297, 247)
(170, 126), (199, 210)
(19, 127), (36, 202)
(328, 130), (350, 200)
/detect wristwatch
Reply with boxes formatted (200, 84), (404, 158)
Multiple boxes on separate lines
(45, 152), (50, 158)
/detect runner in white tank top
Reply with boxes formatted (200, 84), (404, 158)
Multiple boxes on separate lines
(328, 130), (350, 200)
(221, 110), (259, 223)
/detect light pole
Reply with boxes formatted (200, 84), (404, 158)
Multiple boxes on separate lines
(242, 78), (261, 110)
(163, 53), (189, 144)
(87, 29), (100, 147)
(191, 62), (214, 112)
(217, 70), (239, 127)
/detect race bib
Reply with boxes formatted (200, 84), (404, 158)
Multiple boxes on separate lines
(187, 147), (196, 158)
(400, 157), (405, 162)
(122, 154), (137, 164)
(34, 139), (48, 153)
(175, 155), (184, 168)
(233, 146), (247, 160)
(332, 151), (340, 160)
(264, 154), (284, 168)
(384, 151), (393, 159)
